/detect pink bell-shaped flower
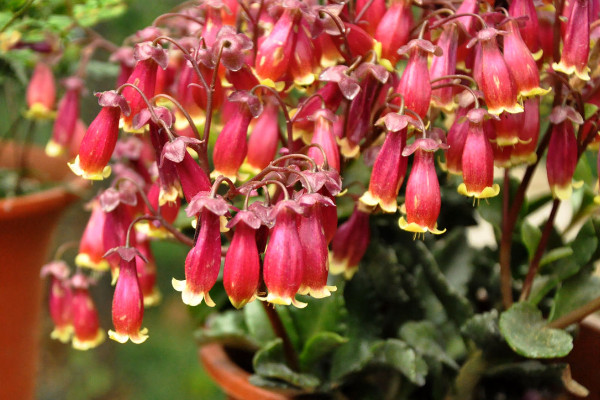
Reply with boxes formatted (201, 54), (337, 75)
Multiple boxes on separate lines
(503, 20), (549, 98)
(356, 0), (386, 35)
(553, 0), (591, 81)
(263, 200), (307, 308)
(120, 42), (168, 132)
(136, 235), (162, 307)
(395, 39), (441, 119)
(69, 91), (130, 180)
(399, 135), (447, 235)
(172, 194), (229, 306)
(509, 0), (541, 54)
(26, 61), (56, 119)
(512, 97), (541, 165)
(46, 77), (84, 157)
(75, 201), (110, 271)
(307, 108), (340, 171)
(223, 211), (261, 309)
(360, 113), (413, 213)
(430, 24), (459, 112)
(458, 109), (501, 199)
(106, 247), (148, 344)
(374, 0), (413, 67)
(470, 28), (523, 115)
(330, 203), (371, 279)
(245, 102), (280, 173)
(492, 110), (525, 147)
(70, 274), (105, 350)
(212, 91), (262, 181)
(41, 261), (73, 343)
(547, 106), (583, 200)
(297, 195), (337, 298)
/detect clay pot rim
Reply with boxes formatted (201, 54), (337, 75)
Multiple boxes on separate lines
(0, 141), (88, 220)
(199, 342), (302, 400)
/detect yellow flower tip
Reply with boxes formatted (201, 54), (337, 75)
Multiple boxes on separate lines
(294, 72), (316, 87)
(75, 253), (110, 271)
(219, 215), (230, 233)
(257, 76), (286, 92)
(552, 62), (591, 81)
(229, 294), (257, 309)
(431, 98), (457, 114)
(328, 253), (349, 276)
(398, 217), (445, 236)
(158, 186), (182, 206)
(210, 169), (237, 183)
(379, 57), (395, 72)
(111, 267), (120, 286)
(594, 195), (600, 205)
(68, 156), (112, 180)
(45, 140), (66, 158)
(490, 136), (520, 147)
(487, 102), (524, 116)
(24, 103), (56, 120)
(239, 160), (263, 179)
(551, 183), (573, 200)
(337, 137), (361, 159)
(519, 86), (552, 99)
(343, 265), (359, 280)
(135, 221), (172, 239)
(72, 329), (105, 351)
(532, 48), (544, 61)
(174, 110), (205, 131)
(359, 191), (398, 213)
(108, 327), (149, 344)
(143, 289), (162, 307)
(119, 118), (147, 134)
(171, 278), (216, 307)
(310, 285), (338, 299)
(457, 183), (501, 199)
(50, 325), (74, 343)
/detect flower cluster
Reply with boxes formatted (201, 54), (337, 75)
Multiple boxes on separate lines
(36, 0), (600, 348)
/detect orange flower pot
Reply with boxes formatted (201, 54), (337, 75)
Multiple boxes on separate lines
(0, 142), (86, 400)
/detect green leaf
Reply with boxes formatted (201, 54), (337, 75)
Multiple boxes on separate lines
(399, 321), (458, 369)
(243, 301), (275, 346)
(521, 222), (541, 261)
(330, 338), (375, 382)
(584, 103), (599, 120)
(253, 339), (320, 389)
(460, 310), (504, 353)
(72, 0), (126, 27)
(371, 339), (428, 386)
(195, 310), (254, 347)
(539, 246), (573, 267)
(416, 241), (473, 326)
(570, 220), (598, 267)
(299, 332), (348, 371)
(499, 302), (573, 358)
(549, 272), (600, 321)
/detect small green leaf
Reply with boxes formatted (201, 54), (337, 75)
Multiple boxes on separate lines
(243, 301), (275, 346)
(539, 246), (573, 267)
(416, 241), (474, 326)
(253, 339), (320, 389)
(195, 310), (252, 346)
(400, 321), (458, 369)
(499, 302), (573, 358)
(570, 220), (598, 267)
(299, 332), (348, 371)
(371, 339), (428, 386)
(584, 103), (598, 119)
(521, 222), (542, 261)
(550, 272), (600, 321)
(460, 310), (503, 351)
(330, 338), (374, 382)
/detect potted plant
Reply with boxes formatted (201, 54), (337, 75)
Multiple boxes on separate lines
(13, 0), (600, 398)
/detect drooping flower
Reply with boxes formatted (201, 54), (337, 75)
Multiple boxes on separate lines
(41, 261), (73, 343)
(26, 61), (56, 119)
(547, 106), (584, 200)
(374, 0), (413, 68)
(553, 0), (591, 81)
(355, 0), (386, 35)
(245, 102), (281, 173)
(458, 109), (501, 200)
(509, 0), (541, 54)
(172, 194), (229, 306)
(360, 113), (413, 213)
(223, 210), (261, 308)
(263, 200), (307, 308)
(512, 97), (541, 165)
(307, 108), (340, 171)
(75, 201), (110, 271)
(68, 91), (130, 180)
(106, 247), (148, 344)
(70, 274), (105, 350)
(430, 24), (459, 112)
(399, 135), (448, 235)
(46, 77), (84, 157)
(330, 203), (371, 279)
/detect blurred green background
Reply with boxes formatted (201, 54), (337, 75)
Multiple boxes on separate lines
(28, 1), (225, 399)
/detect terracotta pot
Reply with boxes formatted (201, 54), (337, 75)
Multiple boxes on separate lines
(567, 315), (600, 399)
(199, 343), (301, 400)
(0, 142), (86, 400)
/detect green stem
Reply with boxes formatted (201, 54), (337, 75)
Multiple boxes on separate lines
(0, 0), (36, 33)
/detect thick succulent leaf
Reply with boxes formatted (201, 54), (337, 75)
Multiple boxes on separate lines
(330, 338), (375, 382)
(244, 301), (276, 346)
(460, 310), (505, 354)
(499, 302), (573, 358)
(399, 321), (458, 369)
(371, 339), (428, 386)
(299, 332), (348, 371)
(253, 339), (320, 389)
(549, 271), (600, 322)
